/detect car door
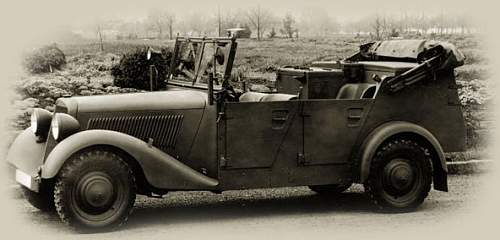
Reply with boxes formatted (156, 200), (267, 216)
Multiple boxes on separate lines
(221, 101), (298, 169)
(299, 99), (372, 165)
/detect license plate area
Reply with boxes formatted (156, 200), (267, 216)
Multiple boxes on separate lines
(15, 169), (39, 192)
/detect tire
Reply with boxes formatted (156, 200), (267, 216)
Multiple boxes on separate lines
(21, 182), (54, 212)
(54, 149), (136, 229)
(364, 139), (432, 212)
(309, 183), (352, 195)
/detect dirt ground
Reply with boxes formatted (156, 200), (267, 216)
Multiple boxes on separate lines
(3, 173), (494, 240)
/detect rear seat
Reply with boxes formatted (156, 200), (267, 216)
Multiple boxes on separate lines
(239, 92), (298, 102)
(336, 83), (378, 99)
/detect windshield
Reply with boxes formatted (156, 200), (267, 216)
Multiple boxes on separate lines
(168, 37), (237, 89)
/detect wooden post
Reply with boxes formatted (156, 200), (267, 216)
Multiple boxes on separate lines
(150, 65), (155, 91)
(97, 25), (104, 52)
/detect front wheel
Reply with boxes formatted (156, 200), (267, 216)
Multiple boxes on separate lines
(54, 149), (136, 229)
(364, 139), (432, 212)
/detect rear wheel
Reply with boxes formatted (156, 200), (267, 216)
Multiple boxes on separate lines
(309, 183), (352, 195)
(364, 139), (432, 211)
(54, 149), (136, 229)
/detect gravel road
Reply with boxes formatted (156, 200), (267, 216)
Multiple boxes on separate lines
(4, 173), (494, 240)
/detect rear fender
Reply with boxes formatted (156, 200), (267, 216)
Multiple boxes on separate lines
(41, 130), (218, 190)
(358, 121), (448, 191)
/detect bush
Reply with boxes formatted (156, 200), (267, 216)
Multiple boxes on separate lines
(23, 44), (66, 74)
(12, 75), (141, 131)
(111, 47), (172, 91)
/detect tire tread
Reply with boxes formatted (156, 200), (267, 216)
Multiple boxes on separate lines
(53, 149), (136, 229)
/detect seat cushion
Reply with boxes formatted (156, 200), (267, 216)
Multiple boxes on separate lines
(336, 83), (377, 99)
(261, 93), (298, 102)
(239, 92), (268, 102)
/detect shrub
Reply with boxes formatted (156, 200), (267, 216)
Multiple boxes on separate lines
(268, 28), (277, 39)
(12, 74), (141, 131)
(456, 79), (492, 148)
(111, 47), (172, 91)
(23, 44), (66, 74)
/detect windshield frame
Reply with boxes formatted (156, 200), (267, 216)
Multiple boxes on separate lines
(167, 36), (238, 91)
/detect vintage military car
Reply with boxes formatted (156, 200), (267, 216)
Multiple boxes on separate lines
(7, 37), (466, 229)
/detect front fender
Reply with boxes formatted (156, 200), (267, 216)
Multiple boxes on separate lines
(358, 121), (448, 191)
(6, 127), (45, 176)
(41, 130), (218, 190)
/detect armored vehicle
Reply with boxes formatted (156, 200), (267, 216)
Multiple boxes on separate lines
(7, 37), (466, 229)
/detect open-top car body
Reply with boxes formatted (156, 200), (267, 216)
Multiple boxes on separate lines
(7, 37), (466, 229)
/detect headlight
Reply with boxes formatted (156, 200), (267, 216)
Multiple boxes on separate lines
(51, 117), (59, 140)
(31, 108), (52, 137)
(51, 113), (80, 141)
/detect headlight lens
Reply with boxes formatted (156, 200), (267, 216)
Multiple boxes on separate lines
(51, 117), (60, 140)
(51, 113), (80, 141)
(30, 108), (52, 137)
(30, 112), (38, 134)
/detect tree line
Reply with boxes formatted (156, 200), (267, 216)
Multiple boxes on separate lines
(87, 7), (475, 42)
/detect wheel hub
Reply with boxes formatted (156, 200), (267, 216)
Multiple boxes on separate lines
(383, 159), (415, 195)
(77, 172), (116, 213)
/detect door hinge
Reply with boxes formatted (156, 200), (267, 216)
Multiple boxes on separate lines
(217, 112), (225, 123)
(220, 156), (229, 168)
(298, 152), (307, 165)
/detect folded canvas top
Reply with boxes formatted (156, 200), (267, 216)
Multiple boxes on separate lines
(351, 39), (465, 70)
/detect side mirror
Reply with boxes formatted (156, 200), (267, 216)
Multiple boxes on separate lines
(215, 47), (225, 65)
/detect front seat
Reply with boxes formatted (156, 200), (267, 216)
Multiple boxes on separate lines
(239, 92), (298, 102)
(239, 92), (268, 102)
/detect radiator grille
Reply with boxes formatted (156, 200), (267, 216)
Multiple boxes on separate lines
(87, 114), (184, 150)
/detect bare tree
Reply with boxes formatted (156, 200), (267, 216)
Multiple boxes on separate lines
(246, 6), (273, 40)
(217, 6), (222, 36)
(96, 25), (104, 51)
(166, 14), (175, 39)
(147, 9), (175, 39)
(298, 7), (340, 37)
(372, 14), (383, 40)
(183, 11), (213, 36)
(280, 13), (296, 38)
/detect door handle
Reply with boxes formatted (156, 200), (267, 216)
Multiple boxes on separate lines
(272, 110), (289, 130)
(347, 108), (363, 127)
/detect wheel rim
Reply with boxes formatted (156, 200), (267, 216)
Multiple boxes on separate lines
(382, 158), (418, 198)
(72, 171), (125, 222)
(77, 172), (115, 213)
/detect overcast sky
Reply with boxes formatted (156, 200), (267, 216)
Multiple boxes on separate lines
(0, 0), (493, 48)
(6, 0), (486, 24)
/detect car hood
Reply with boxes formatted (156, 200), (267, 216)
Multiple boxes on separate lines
(56, 90), (207, 115)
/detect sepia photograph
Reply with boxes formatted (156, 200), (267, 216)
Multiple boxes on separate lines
(0, 0), (497, 239)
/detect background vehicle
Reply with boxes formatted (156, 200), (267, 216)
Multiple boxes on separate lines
(7, 37), (466, 229)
